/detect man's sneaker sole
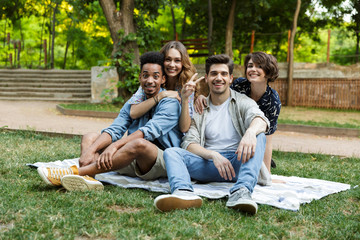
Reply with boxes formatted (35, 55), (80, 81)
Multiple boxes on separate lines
(61, 175), (104, 191)
(37, 167), (59, 186)
(226, 199), (258, 215)
(154, 194), (202, 212)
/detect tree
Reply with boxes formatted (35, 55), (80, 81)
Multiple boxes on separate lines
(287, 0), (301, 106)
(170, 1), (177, 40)
(38, 2), (51, 68)
(178, 0), (208, 42)
(50, 1), (60, 69)
(99, 0), (139, 101)
(349, 0), (360, 63)
(0, 0), (38, 66)
(208, 0), (213, 55)
(307, 0), (358, 64)
(99, 0), (139, 61)
(225, 0), (236, 58)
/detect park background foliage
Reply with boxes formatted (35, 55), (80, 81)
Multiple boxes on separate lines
(0, 0), (359, 70)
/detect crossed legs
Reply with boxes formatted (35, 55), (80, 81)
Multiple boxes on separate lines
(78, 133), (159, 177)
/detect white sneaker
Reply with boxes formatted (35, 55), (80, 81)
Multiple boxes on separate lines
(61, 175), (104, 191)
(154, 189), (202, 212)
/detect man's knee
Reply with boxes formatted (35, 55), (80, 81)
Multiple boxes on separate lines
(164, 147), (182, 162)
(128, 138), (154, 154)
(126, 139), (159, 171)
(81, 132), (99, 145)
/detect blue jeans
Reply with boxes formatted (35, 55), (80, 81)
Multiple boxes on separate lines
(163, 133), (266, 194)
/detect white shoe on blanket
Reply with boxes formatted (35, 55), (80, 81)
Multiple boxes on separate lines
(154, 189), (202, 212)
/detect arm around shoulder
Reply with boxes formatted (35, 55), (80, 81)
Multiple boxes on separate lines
(139, 98), (181, 140)
(130, 97), (158, 119)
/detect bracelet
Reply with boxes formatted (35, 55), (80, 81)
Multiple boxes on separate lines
(153, 96), (158, 104)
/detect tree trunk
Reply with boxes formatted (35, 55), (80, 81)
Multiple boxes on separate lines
(99, 0), (122, 57)
(225, 0), (236, 58)
(287, 0), (301, 106)
(63, 21), (72, 69)
(19, 19), (24, 51)
(72, 41), (75, 67)
(181, 12), (186, 40)
(39, 12), (46, 66)
(17, 41), (21, 68)
(99, 0), (139, 101)
(48, 13), (51, 67)
(51, 2), (58, 69)
(63, 40), (70, 69)
(170, 2), (177, 40)
(3, 19), (7, 48)
(274, 35), (282, 59)
(356, 21), (359, 63)
(208, 0), (213, 55)
(239, 49), (242, 65)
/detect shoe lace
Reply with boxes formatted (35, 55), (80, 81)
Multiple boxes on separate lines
(49, 167), (73, 180)
(231, 187), (250, 200)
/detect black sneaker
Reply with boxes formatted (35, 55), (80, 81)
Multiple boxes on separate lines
(226, 187), (258, 215)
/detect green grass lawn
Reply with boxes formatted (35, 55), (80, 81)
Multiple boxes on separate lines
(1, 130), (359, 239)
(60, 103), (360, 129)
(59, 103), (123, 113)
(279, 106), (360, 129)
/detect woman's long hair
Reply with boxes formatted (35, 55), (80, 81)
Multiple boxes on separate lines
(160, 41), (197, 89)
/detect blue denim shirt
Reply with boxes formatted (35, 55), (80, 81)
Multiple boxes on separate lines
(102, 89), (183, 149)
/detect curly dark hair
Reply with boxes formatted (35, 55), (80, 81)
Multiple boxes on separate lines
(244, 52), (279, 82)
(140, 51), (165, 75)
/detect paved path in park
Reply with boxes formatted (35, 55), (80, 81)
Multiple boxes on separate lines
(1, 100), (359, 158)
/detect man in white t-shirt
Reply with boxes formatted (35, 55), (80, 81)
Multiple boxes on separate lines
(154, 54), (270, 215)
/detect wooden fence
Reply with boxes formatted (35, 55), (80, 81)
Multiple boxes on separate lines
(269, 78), (360, 110)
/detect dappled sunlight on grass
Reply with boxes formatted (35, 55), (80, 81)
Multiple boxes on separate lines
(279, 106), (360, 128)
(0, 131), (359, 239)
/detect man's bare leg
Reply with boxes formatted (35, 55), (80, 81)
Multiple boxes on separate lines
(81, 133), (100, 153)
(78, 138), (159, 177)
(79, 132), (100, 167)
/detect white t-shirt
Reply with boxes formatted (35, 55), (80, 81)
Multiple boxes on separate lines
(204, 97), (241, 152)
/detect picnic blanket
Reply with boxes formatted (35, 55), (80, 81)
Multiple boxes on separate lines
(27, 158), (351, 211)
